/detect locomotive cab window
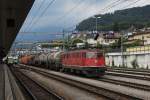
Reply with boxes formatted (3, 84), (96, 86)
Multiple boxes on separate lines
(86, 52), (97, 58)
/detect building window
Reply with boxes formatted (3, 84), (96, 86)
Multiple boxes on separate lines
(7, 18), (15, 27)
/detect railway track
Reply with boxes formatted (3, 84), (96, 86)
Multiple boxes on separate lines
(10, 66), (62, 100)
(108, 67), (150, 73)
(98, 78), (150, 91)
(16, 64), (150, 100)
(14, 65), (109, 100)
(60, 67), (150, 91)
(106, 68), (150, 81)
(108, 69), (150, 76)
(107, 71), (150, 80)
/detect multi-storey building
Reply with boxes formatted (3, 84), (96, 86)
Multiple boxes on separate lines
(128, 31), (150, 45)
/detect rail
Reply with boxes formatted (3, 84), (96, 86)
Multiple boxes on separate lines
(10, 66), (62, 100)
(17, 64), (150, 100)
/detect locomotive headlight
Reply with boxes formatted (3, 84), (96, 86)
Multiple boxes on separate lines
(95, 60), (98, 63)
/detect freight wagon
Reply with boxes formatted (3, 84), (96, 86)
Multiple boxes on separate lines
(19, 49), (107, 77)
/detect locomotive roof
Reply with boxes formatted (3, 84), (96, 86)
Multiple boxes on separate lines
(62, 49), (103, 54)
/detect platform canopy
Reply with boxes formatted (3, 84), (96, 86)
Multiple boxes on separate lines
(0, 0), (34, 57)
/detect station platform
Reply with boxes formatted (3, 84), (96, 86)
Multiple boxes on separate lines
(0, 64), (25, 100)
(0, 64), (4, 100)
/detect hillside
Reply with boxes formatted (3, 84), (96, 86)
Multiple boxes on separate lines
(76, 5), (150, 31)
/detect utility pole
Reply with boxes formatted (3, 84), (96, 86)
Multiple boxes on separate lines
(85, 33), (88, 49)
(121, 31), (125, 67)
(62, 29), (65, 51)
(62, 29), (73, 51)
(95, 16), (101, 33)
(67, 31), (70, 50)
(14, 42), (17, 56)
(96, 17), (98, 33)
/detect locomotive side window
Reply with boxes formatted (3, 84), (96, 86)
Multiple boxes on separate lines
(86, 52), (97, 58)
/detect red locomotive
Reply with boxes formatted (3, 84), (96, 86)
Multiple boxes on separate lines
(19, 49), (106, 77)
(61, 50), (106, 76)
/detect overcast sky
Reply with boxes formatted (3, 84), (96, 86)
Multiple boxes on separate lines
(21, 0), (150, 33)
(16, 0), (150, 42)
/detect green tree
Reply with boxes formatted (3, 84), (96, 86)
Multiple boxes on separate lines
(113, 22), (119, 32)
(76, 5), (150, 31)
(96, 42), (103, 49)
(131, 59), (139, 69)
(72, 38), (84, 46)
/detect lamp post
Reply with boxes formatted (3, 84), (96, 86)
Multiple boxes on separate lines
(62, 29), (65, 51)
(62, 29), (72, 51)
(121, 31), (125, 67)
(93, 16), (101, 33)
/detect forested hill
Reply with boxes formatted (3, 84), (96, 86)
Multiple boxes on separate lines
(76, 5), (150, 31)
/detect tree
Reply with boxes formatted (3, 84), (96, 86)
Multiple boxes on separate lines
(131, 59), (139, 69)
(96, 42), (103, 49)
(124, 39), (143, 48)
(113, 22), (119, 32)
(76, 5), (150, 31)
(72, 38), (84, 46)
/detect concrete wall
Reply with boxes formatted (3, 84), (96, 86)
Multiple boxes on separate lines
(0, 0), (34, 54)
(105, 51), (150, 69)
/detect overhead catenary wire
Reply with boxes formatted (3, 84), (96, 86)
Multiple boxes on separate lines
(103, 0), (142, 12)
(25, 0), (56, 32)
(19, 0), (46, 41)
(23, 0), (143, 35)
(53, 0), (86, 24)
(22, 0), (90, 34)
(36, 0), (144, 50)
(65, 0), (142, 31)
(57, 0), (98, 30)
(24, 0), (86, 34)
(63, 0), (124, 22)
(55, 0), (123, 31)
(23, 0), (136, 32)
(123, 0), (142, 9)
(63, 0), (129, 30)
(96, 0), (131, 14)
(23, 0), (46, 32)
(19, 31), (63, 35)
(97, 0), (123, 14)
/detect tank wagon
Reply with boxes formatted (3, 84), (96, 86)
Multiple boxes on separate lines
(19, 49), (107, 77)
(19, 55), (34, 65)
